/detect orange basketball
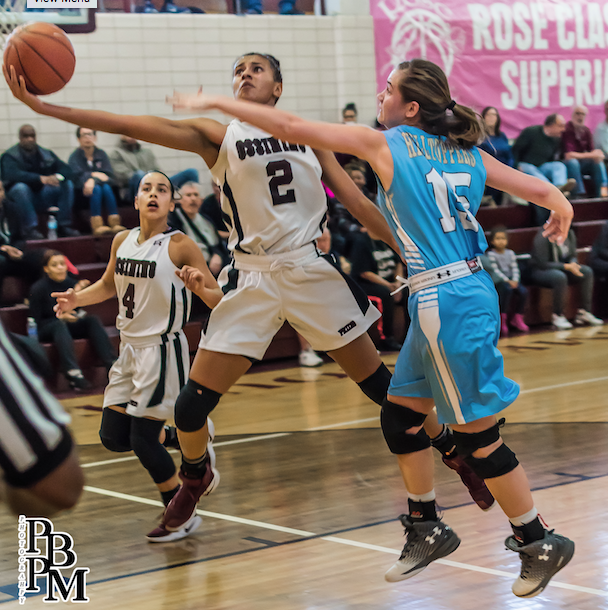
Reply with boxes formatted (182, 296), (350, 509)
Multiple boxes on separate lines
(3, 22), (75, 95)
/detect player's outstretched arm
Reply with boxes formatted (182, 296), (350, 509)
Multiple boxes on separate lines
(4, 65), (225, 167)
(52, 232), (125, 315)
(168, 91), (385, 166)
(169, 234), (223, 309)
(480, 150), (574, 245)
(315, 149), (400, 254)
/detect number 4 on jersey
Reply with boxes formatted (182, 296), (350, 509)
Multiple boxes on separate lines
(123, 283), (135, 318)
(426, 168), (479, 233)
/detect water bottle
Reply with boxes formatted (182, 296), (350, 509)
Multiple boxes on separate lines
(47, 213), (58, 240)
(26, 317), (38, 341)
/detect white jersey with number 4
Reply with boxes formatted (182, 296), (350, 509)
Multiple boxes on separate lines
(114, 228), (191, 341)
(210, 119), (327, 255)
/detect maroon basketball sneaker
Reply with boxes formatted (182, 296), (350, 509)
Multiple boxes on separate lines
(147, 421), (219, 541)
(163, 459), (220, 531)
(442, 454), (495, 511)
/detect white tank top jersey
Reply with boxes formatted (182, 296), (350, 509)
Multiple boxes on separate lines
(210, 119), (328, 255)
(114, 228), (192, 340)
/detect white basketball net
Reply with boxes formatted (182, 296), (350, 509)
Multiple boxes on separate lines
(0, 0), (27, 46)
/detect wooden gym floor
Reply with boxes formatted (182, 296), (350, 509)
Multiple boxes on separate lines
(1, 326), (607, 609)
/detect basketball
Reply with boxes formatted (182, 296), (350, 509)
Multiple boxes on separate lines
(3, 22), (75, 95)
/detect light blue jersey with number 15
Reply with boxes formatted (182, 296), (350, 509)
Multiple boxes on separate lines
(379, 125), (519, 425)
(377, 125), (488, 275)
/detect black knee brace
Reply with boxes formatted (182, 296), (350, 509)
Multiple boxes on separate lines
(358, 363), (392, 406)
(99, 408), (132, 453)
(464, 444), (519, 479)
(380, 398), (430, 454)
(453, 423), (519, 479)
(174, 379), (222, 433)
(130, 418), (176, 484)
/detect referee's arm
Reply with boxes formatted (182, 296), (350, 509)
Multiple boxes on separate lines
(0, 322), (84, 516)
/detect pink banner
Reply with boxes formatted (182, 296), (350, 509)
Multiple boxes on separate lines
(371, 0), (608, 137)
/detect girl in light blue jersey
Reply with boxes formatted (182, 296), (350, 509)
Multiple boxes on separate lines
(169, 58), (576, 599)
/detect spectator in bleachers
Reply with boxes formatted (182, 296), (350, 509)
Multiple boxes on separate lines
(239, 1), (302, 15)
(512, 114), (576, 225)
(479, 107), (513, 206)
(28, 250), (116, 391)
(168, 181), (229, 277)
(201, 181), (229, 242)
(349, 229), (406, 351)
(562, 105), (608, 199)
(593, 99), (608, 170)
(512, 114), (576, 193)
(342, 103), (358, 124)
(344, 161), (375, 202)
(139, 0), (191, 13)
(588, 219), (608, 283)
(528, 227), (603, 330)
(486, 226), (529, 336)
(0, 125), (79, 240)
(0, 180), (46, 302)
(109, 136), (199, 205)
(68, 127), (125, 236)
(335, 104), (377, 196)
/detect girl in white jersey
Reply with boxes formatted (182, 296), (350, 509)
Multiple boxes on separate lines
(52, 171), (222, 542)
(165, 59), (576, 598)
(5, 54), (492, 542)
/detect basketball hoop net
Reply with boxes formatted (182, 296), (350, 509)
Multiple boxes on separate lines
(0, 0), (27, 47)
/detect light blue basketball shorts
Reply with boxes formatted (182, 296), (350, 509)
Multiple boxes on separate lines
(389, 271), (519, 425)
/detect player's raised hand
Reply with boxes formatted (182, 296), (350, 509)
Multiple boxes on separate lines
(166, 87), (221, 113)
(176, 265), (205, 293)
(2, 64), (43, 111)
(542, 209), (573, 245)
(51, 288), (78, 317)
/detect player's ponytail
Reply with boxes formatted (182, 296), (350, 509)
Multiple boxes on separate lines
(396, 59), (484, 149)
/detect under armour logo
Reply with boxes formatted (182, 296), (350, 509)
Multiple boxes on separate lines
(538, 543), (553, 561)
(153, 240), (163, 246)
(425, 527), (441, 545)
(436, 270), (451, 279)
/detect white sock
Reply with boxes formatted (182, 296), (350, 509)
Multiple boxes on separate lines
(408, 490), (436, 503)
(509, 507), (538, 527)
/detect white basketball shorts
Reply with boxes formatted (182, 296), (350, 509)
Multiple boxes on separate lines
(104, 330), (190, 421)
(200, 244), (380, 360)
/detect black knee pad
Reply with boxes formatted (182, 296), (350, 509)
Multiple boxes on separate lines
(380, 398), (430, 454)
(174, 379), (222, 433)
(358, 363), (392, 406)
(452, 423), (501, 458)
(99, 408), (132, 453)
(463, 443), (519, 480)
(130, 418), (176, 484)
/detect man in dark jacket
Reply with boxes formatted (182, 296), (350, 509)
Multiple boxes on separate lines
(0, 125), (79, 240)
(528, 227), (603, 329)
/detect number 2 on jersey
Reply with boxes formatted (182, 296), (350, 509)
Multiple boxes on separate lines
(123, 283), (135, 319)
(426, 168), (479, 233)
(266, 160), (296, 205)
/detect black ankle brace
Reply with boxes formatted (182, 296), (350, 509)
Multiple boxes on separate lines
(181, 451), (208, 479)
(511, 516), (546, 545)
(408, 498), (438, 522)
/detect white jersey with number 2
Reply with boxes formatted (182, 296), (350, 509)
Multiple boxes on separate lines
(210, 119), (327, 255)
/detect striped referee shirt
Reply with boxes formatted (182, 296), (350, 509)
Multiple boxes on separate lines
(0, 321), (73, 488)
